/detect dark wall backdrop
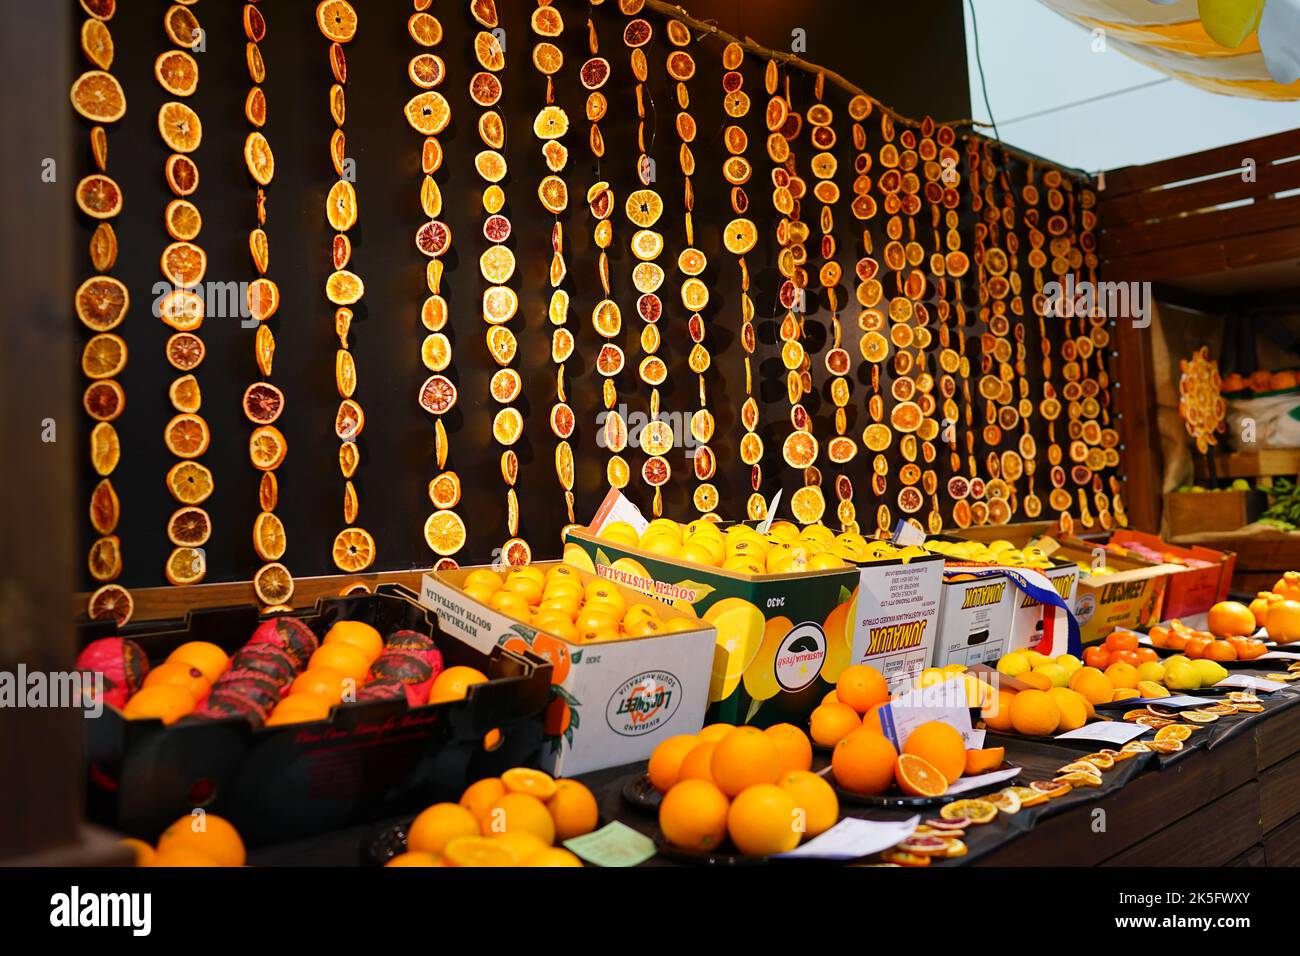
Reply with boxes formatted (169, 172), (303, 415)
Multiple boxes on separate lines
(74, 0), (973, 590)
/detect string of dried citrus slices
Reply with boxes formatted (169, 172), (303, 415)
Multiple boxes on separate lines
(406, 2), (466, 568)
(464, 0), (529, 567)
(317, 0), (375, 578)
(767, 64), (817, 524)
(582, 7), (627, 495)
(531, 0), (578, 528)
(719, 41), (763, 523)
(74, 0), (133, 626)
(237, 2), (292, 609)
(807, 74), (850, 530)
(154, 2), (213, 589)
(620, 9), (674, 516)
(663, 19), (718, 519)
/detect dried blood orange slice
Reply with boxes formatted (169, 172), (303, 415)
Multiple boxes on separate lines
(409, 53), (446, 90)
(580, 57), (610, 90)
(469, 71), (502, 107)
(71, 70), (126, 123)
(83, 380), (125, 423)
(596, 344), (624, 376)
(75, 276), (128, 331)
(158, 102), (202, 153)
(415, 219), (451, 259)
(623, 18), (652, 47)
(242, 382), (284, 425)
(87, 479), (120, 538)
(163, 505), (210, 548)
(549, 402), (576, 440)
(165, 154), (199, 196)
(898, 487), (924, 514)
(483, 214), (511, 243)
(87, 582), (133, 626)
(75, 174), (122, 220)
(418, 374), (457, 416)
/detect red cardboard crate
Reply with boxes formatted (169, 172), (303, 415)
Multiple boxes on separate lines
(1107, 530), (1236, 618)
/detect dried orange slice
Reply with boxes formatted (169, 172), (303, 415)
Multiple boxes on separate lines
(474, 150), (507, 183)
(424, 511), (466, 556)
(783, 431), (818, 468)
(249, 425), (287, 470)
(161, 241), (206, 288)
(326, 180), (357, 231)
(165, 460), (212, 504)
(166, 505), (210, 547)
(88, 421), (120, 477)
(87, 583), (134, 627)
(75, 174), (122, 220)
(501, 537), (531, 566)
(630, 229), (663, 261)
(333, 399), (363, 441)
(339, 442), (359, 479)
(474, 30), (505, 70)
(486, 326), (516, 365)
(490, 368), (522, 403)
(242, 277), (278, 324)
(165, 332), (204, 372)
(316, 1), (358, 42)
(158, 102), (202, 153)
(418, 374), (458, 415)
(87, 479), (120, 537)
(681, 278), (709, 311)
(532, 41), (564, 75)
(790, 486), (826, 524)
(409, 53), (446, 89)
(253, 562), (294, 606)
(244, 131), (274, 185)
(625, 189), (663, 228)
(477, 111), (504, 150)
(592, 299), (622, 338)
(482, 286), (518, 324)
(164, 413), (209, 459)
(82, 333), (127, 379)
(493, 407), (523, 446)
(71, 70), (126, 123)
(405, 91), (451, 135)
(326, 270), (364, 305)
(165, 154), (199, 196)
(536, 175), (568, 214)
(533, 105), (569, 141)
(155, 50), (198, 96)
(469, 70), (502, 107)
(81, 19), (114, 71)
(421, 333), (451, 373)
(723, 218), (757, 255)
(75, 276), (128, 331)
(168, 374), (201, 413)
(162, 545), (205, 586)
(531, 4), (563, 35)
(330, 83), (346, 126)
(83, 380), (125, 422)
(89, 223), (118, 271)
(409, 11), (443, 46)
(164, 199), (202, 241)
(429, 471), (461, 510)
(253, 511), (287, 562)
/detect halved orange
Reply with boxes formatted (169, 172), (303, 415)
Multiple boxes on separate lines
(166, 460), (213, 504)
(167, 506), (211, 547)
(71, 71), (126, 123)
(316, 1), (358, 42)
(244, 131), (274, 185)
(249, 425), (288, 470)
(75, 276), (128, 331)
(82, 333), (127, 379)
(83, 380), (125, 422)
(164, 413), (209, 459)
(81, 19), (114, 71)
(155, 50), (198, 96)
(158, 102), (202, 153)
(424, 511), (466, 556)
(896, 754), (947, 797)
(168, 374), (201, 413)
(253, 562), (294, 606)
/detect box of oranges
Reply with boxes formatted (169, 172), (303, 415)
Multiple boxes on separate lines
(420, 561), (715, 777)
(1044, 540), (1180, 645)
(561, 518), (940, 730)
(76, 587), (550, 846)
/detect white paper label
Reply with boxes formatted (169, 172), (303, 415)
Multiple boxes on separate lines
(1055, 721), (1149, 744)
(774, 815), (920, 861)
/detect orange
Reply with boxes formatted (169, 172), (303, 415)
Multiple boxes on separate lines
(460, 777), (507, 823)
(267, 694), (333, 726)
(1049, 687), (1089, 732)
(1207, 601), (1257, 639)
(1103, 661), (1139, 690)
(309, 642), (369, 683)
(697, 723), (735, 743)
(123, 685), (196, 724)
(835, 664), (889, 714)
(444, 836), (515, 867)
(659, 779), (729, 851)
(384, 852), (445, 867)
(831, 727), (898, 795)
(156, 814), (245, 867)
(710, 726), (782, 797)
(902, 720), (966, 784)
(895, 753), (948, 797)
(148, 847), (220, 867)
(777, 770), (838, 838)
(764, 723), (813, 775)
(964, 746), (1005, 775)
(323, 620), (383, 663)
(524, 848), (583, 867)
(648, 734), (700, 793)
(809, 701), (861, 746)
(166, 641), (228, 683)
(1009, 689), (1061, 736)
(143, 660), (209, 702)
(546, 779), (599, 841)
(1265, 599), (1300, 643)
(488, 831), (546, 865)
(1067, 666), (1114, 706)
(408, 803), (481, 855)
(429, 665), (488, 703)
(484, 793), (554, 845)
(677, 740), (718, 783)
(727, 784), (800, 856)
(1016, 671), (1053, 691)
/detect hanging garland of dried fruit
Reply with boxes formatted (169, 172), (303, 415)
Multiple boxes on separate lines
(959, 137), (992, 527)
(580, 10), (625, 495)
(73, 0), (132, 625)
(1002, 153), (1033, 526)
(807, 73), (849, 530)
(664, 20), (716, 519)
(531, 0), (577, 527)
(765, 64), (814, 521)
(154, 3), (213, 589)
(317, 0), (375, 577)
(406, 4), (466, 567)
(238, 2), (292, 609)
(719, 41), (762, 523)
(620, 11), (673, 516)
(873, 110), (905, 536)
(465, 0), (530, 567)
(979, 145), (1019, 528)
(1021, 162), (1049, 524)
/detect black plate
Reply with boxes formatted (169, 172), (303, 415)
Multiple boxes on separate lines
(832, 761), (1020, 808)
(621, 772), (663, 814)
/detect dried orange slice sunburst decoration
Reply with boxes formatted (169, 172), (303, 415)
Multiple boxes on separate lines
(320, 0), (371, 574)
(74, 5), (130, 621)
(532, 0), (575, 530)
(410, 2), (462, 562)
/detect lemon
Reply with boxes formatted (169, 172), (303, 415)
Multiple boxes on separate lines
(704, 597), (766, 702)
(721, 556), (762, 575)
(767, 521), (799, 542)
(807, 552), (846, 570)
(677, 542), (718, 567)
(1055, 653), (1083, 676)
(640, 534), (681, 558)
(662, 616), (698, 634)
(600, 521), (639, 545)
(996, 650), (1031, 677)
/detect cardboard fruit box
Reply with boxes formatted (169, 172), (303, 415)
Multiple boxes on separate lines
(1105, 529), (1235, 619)
(561, 527), (943, 729)
(79, 587), (550, 846)
(1046, 540), (1183, 645)
(420, 562), (714, 777)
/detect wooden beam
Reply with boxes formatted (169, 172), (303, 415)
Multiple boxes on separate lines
(1103, 224), (1300, 281)
(1104, 128), (1300, 197)
(1102, 157), (1300, 229)
(1101, 193), (1300, 260)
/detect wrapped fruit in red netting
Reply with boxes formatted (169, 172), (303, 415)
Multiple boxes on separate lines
(229, 643), (299, 689)
(368, 650), (438, 706)
(356, 677), (406, 703)
(383, 629), (443, 671)
(75, 636), (149, 709)
(247, 615), (318, 671)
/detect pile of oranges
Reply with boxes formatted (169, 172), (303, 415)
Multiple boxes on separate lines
(385, 768), (598, 867)
(120, 813), (246, 867)
(1245, 576), (1300, 644)
(459, 562), (698, 643)
(649, 722), (838, 856)
(807, 663), (894, 747)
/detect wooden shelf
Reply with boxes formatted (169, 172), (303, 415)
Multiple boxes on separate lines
(1197, 449), (1300, 479)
